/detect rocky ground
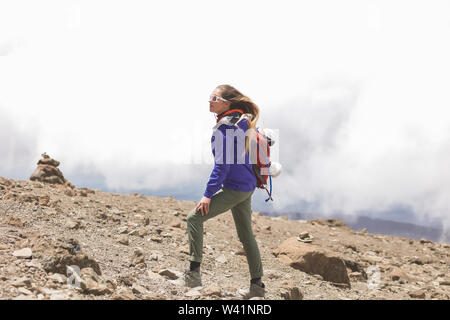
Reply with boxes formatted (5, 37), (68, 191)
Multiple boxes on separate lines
(1, 176), (449, 300)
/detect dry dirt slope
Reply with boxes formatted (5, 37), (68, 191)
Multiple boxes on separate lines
(1, 176), (449, 300)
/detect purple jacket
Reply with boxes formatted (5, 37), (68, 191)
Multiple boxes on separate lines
(203, 114), (257, 199)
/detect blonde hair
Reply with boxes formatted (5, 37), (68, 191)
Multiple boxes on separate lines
(216, 84), (260, 154)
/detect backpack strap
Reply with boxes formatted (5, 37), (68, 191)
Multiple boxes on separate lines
(245, 137), (274, 202)
(264, 185), (273, 202)
(259, 147), (273, 202)
(216, 109), (243, 123)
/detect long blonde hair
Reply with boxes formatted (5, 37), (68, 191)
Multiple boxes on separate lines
(216, 84), (260, 154)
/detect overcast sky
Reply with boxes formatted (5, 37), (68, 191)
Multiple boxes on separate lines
(1, 0), (450, 232)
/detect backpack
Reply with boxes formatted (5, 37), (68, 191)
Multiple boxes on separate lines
(219, 111), (280, 202)
(251, 128), (275, 202)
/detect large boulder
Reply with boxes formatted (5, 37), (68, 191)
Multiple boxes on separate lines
(41, 238), (101, 276)
(273, 237), (350, 286)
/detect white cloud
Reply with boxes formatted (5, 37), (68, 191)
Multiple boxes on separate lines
(1, 0), (450, 229)
(0, 107), (38, 179)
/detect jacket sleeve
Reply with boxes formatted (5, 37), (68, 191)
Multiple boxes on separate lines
(203, 125), (231, 198)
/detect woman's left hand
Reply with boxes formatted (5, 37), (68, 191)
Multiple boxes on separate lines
(195, 196), (211, 216)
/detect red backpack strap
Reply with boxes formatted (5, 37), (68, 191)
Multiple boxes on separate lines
(216, 109), (244, 123)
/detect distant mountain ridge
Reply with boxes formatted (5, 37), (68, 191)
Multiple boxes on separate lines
(261, 211), (450, 244)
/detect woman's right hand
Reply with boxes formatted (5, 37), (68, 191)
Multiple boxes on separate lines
(195, 196), (211, 216)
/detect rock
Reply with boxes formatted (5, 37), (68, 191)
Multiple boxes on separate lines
(149, 252), (161, 261)
(439, 280), (450, 286)
(313, 274), (324, 281)
(133, 214), (149, 226)
(29, 154), (71, 185)
(343, 260), (367, 279)
(330, 282), (351, 289)
(39, 287), (58, 295)
(103, 277), (117, 291)
(112, 287), (136, 300)
(185, 287), (202, 297)
(349, 272), (366, 282)
(66, 219), (80, 230)
(138, 228), (150, 237)
(130, 248), (146, 267)
(280, 283), (303, 300)
(48, 273), (67, 284)
(25, 260), (42, 269)
(64, 181), (75, 189)
(409, 256), (436, 265)
(168, 279), (185, 286)
(38, 156), (59, 167)
(79, 187), (95, 195)
(117, 235), (129, 245)
(13, 247), (33, 259)
(265, 270), (282, 280)
(297, 232), (314, 243)
(3, 216), (24, 227)
(202, 285), (222, 297)
(409, 289), (426, 299)
(169, 219), (182, 229)
(128, 229), (139, 236)
(159, 269), (181, 280)
(147, 270), (165, 280)
(298, 232), (310, 239)
(49, 293), (69, 300)
(172, 211), (180, 217)
(38, 195), (50, 207)
(118, 275), (134, 287)
(131, 283), (147, 295)
(118, 226), (129, 234)
(64, 189), (77, 197)
(81, 268), (102, 282)
(41, 238), (101, 276)
(389, 267), (414, 282)
(12, 277), (32, 288)
(215, 254), (228, 264)
(17, 287), (33, 296)
(430, 291), (449, 299)
(80, 277), (112, 296)
(79, 190), (88, 197)
(151, 236), (163, 243)
(312, 218), (350, 229)
(420, 238), (433, 244)
(273, 237), (350, 285)
(18, 193), (38, 203)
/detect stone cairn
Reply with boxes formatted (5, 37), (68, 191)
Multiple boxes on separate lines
(30, 152), (75, 189)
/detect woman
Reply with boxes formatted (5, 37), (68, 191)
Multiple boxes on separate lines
(184, 84), (265, 299)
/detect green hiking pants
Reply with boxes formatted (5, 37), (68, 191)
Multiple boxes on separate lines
(186, 186), (263, 280)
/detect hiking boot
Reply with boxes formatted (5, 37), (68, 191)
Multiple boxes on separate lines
(184, 270), (202, 288)
(241, 282), (266, 299)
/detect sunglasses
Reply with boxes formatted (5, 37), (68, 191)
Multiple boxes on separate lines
(209, 94), (228, 102)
